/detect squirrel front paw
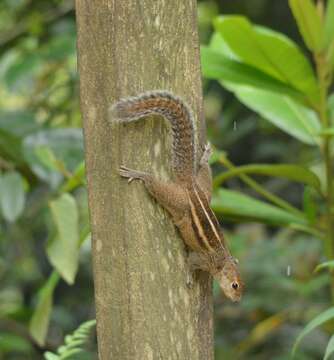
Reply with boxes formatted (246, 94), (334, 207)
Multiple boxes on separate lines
(119, 166), (146, 183)
(200, 143), (212, 165)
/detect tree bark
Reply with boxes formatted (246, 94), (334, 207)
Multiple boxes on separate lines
(75, 1), (213, 359)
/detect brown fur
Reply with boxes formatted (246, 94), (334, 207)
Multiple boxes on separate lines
(114, 91), (243, 302)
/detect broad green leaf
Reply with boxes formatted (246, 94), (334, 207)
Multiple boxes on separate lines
(0, 171), (26, 222)
(0, 128), (25, 165)
(24, 129), (84, 171)
(23, 129), (83, 187)
(324, 334), (334, 360)
(47, 193), (80, 284)
(213, 164), (320, 190)
(4, 52), (41, 93)
(0, 111), (38, 136)
(0, 334), (32, 354)
(29, 272), (60, 346)
(213, 16), (319, 101)
(314, 260), (334, 272)
(292, 307), (334, 357)
(35, 146), (59, 172)
(289, 0), (324, 51)
(325, 0), (334, 46)
(209, 31), (238, 60)
(230, 86), (320, 144)
(211, 189), (306, 226)
(214, 16), (276, 76)
(201, 46), (304, 101)
(0, 86), (36, 167)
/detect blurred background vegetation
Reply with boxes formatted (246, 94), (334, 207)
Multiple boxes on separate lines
(1, 0), (333, 359)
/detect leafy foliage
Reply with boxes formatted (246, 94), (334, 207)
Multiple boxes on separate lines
(29, 272), (60, 346)
(292, 307), (334, 357)
(47, 194), (80, 285)
(0, 1), (92, 358)
(44, 319), (96, 360)
(201, 0), (334, 358)
(1, 0), (333, 359)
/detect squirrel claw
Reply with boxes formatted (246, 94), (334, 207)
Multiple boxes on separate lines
(119, 165), (145, 183)
(200, 142), (212, 165)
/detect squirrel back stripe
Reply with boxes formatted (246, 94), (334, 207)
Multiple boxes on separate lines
(110, 91), (196, 179)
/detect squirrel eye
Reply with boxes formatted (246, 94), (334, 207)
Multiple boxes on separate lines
(231, 282), (239, 290)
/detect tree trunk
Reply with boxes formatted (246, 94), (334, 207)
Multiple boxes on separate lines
(75, 1), (213, 359)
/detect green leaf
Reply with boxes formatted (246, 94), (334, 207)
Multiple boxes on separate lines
(289, 0), (324, 51)
(0, 101), (36, 168)
(213, 16), (319, 101)
(314, 260), (334, 272)
(201, 46), (305, 101)
(43, 319), (96, 360)
(35, 146), (60, 172)
(0, 333), (33, 354)
(47, 194), (80, 284)
(0, 128), (25, 166)
(209, 31), (238, 59)
(29, 272), (60, 347)
(211, 189), (306, 226)
(230, 86), (320, 145)
(324, 334), (334, 360)
(23, 129), (83, 187)
(292, 307), (334, 357)
(44, 352), (60, 360)
(41, 33), (76, 62)
(303, 187), (317, 223)
(213, 164), (321, 190)
(325, 0), (334, 46)
(0, 171), (26, 222)
(0, 111), (38, 136)
(4, 52), (41, 93)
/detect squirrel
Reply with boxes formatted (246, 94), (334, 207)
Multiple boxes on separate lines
(110, 91), (243, 302)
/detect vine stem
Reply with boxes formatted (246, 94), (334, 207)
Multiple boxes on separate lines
(314, 4), (334, 295)
(218, 156), (305, 218)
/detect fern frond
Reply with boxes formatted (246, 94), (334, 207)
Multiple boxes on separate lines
(44, 319), (96, 360)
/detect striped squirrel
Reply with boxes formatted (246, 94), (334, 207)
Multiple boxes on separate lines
(111, 91), (243, 302)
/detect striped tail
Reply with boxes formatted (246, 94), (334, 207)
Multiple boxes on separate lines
(110, 91), (196, 179)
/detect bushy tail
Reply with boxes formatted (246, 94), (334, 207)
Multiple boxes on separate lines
(110, 91), (196, 178)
